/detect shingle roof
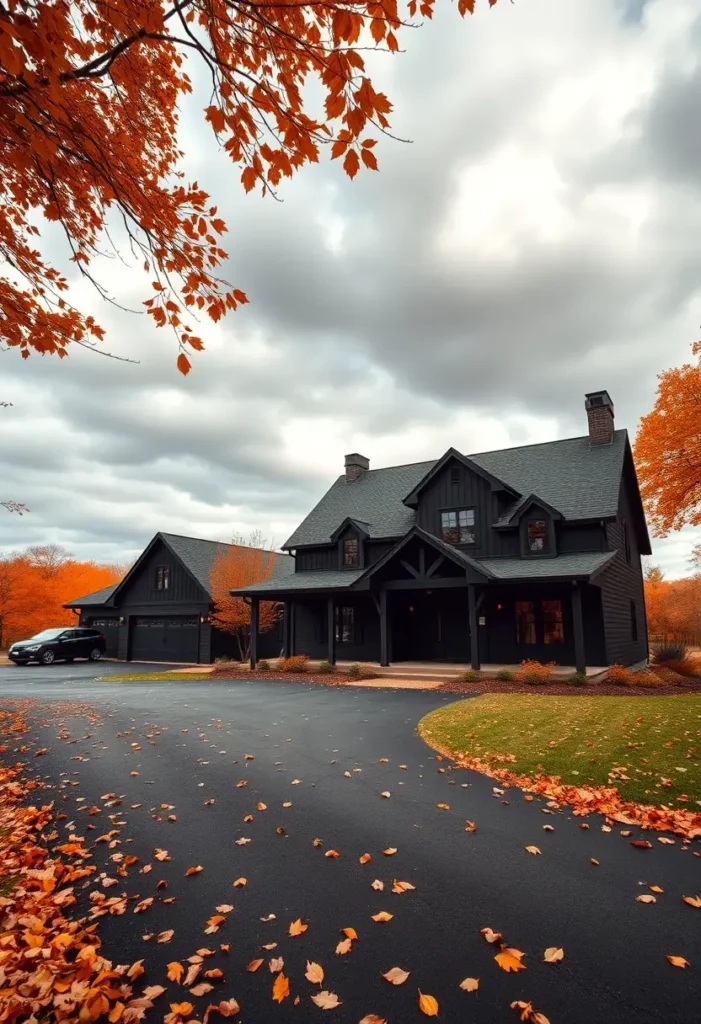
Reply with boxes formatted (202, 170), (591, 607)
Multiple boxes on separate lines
(236, 568), (365, 594)
(284, 431), (628, 549)
(479, 551), (616, 580)
(161, 533), (294, 596)
(63, 583), (119, 609)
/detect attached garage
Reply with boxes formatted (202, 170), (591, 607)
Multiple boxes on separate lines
(129, 616), (200, 663)
(87, 616), (120, 658)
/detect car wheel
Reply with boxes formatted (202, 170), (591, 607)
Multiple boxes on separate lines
(89, 648), (102, 661)
(40, 649), (55, 665)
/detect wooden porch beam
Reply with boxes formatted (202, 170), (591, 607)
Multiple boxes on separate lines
(399, 558), (421, 579)
(384, 577), (469, 590)
(425, 555), (445, 579)
(327, 596), (336, 666)
(468, 583), (480, 671)
(572, 583), (586, 675)
(250, 597), (259, 670)
(379, 589), (389, 666)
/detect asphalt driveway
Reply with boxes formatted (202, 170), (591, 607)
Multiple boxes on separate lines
(2, 675), (700, 1022)
(0, 660), (172, 685)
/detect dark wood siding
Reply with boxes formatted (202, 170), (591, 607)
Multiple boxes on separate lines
(295, 547), (337, 571)
(293, 596), (379, 661)
(599, 471), (648, 666)
(556, 522), (607, 553)
(119, 540), (207, 605)
(210, 619), (284, 661)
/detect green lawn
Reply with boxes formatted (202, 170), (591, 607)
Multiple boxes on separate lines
(419, 695), (701, 807)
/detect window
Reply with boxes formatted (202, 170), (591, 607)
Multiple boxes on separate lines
(543, 599), (564, 644)
(623, 521), (631, 563)
(630, 600), (638, 641)
(515, 601), (536, 644)
(527, 519), (548, 554)
(155, 565), (170, 590)
(343, 537), (359, 567)
(335, 606), (355, 644)
(441, 508), (476, 545)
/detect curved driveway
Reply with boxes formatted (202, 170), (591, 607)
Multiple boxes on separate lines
(3, 671), (699, 1022)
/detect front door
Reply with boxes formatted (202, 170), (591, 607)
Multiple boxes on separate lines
(390, 590), (472, 662)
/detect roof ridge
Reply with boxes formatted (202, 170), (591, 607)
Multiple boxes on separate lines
(160, 531), (288, 557)
(468, 428), (627, 460)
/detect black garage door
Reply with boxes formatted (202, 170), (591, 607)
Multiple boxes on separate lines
(88, 617), (120, 658)
(129, 617), (200, 663)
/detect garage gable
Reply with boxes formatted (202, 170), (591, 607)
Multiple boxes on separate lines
(111, 535), (210, 606)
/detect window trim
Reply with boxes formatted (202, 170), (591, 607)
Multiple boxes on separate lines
(515, 600), (537, 645)
(155, 565), (171, 591)
(342, 536), (359, 568)
(335, 605), (356, 644)
(519, 512), (557, 558)
(542, 598), (565, 645)
(439, 505), (477, 547)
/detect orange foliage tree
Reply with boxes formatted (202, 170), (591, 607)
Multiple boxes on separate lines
(643, 563), (701, 645)
(1, 0), (499, 372)
(635, 342), (701, 535)
(210, 532), (281, 660)
(0, 546), (122, 648)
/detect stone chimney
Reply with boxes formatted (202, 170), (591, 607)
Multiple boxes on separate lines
(585, 390), (615, 445)
(345, 453), (370, 482)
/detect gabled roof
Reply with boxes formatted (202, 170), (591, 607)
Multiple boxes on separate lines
(329, 517), (370, 542)
(351, 526), (493, 585)
(494, 493), (563, 527)
(233, 568), (364, 595)
(284, 430), (630, 549)
(63, 583), (119, 609)
(402, 448), (519, 507)
(479, 551), (616, 581)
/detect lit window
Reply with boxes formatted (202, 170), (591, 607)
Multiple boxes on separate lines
(441, 508), (475, 545)
(335, 606), (355, 644)
(155, 565), (170, 590)
(343, 537), (359, 566)
(515, 601), (536, 644)
(543, 599), (564, 644)
(527, 520), (548, 554)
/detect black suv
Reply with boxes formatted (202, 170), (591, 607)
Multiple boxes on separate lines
(8, 628), (107, 666)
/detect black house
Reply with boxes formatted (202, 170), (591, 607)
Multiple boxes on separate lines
(234, 392), (651, 673)
(65, 532), (293, 663)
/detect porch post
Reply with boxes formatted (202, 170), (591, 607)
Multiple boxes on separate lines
(250, 597), (259, 669)
(468, 583), (480, 671)
(327, 596), (336, 665)
(289, 601), (296, 656)
(379, 589), (389, 666)
(282, 601), (290, 658)
(572, 583), (586, 675)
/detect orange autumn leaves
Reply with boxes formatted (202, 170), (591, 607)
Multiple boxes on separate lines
(1, 0), (501, 372)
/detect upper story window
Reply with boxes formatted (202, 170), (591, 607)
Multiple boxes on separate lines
(343, 537), (359, 567)
(623, 520), (631, 563)
(441, 508), (475, 545)
(527, 519), (549, 554)
(155, 565), (170, 590)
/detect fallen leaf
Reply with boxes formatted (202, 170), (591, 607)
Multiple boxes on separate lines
(247, 956), (263, 971)
(371, 911), (393, 922)
(682, 895), (701, 908)
(666, 955), (690, 968)
(216, 1000), (240, 1016)
(216, 904), (234, 913)
(256, 802), (267, 811)
(305, 961), (324, 985)
(382, 967), (409, 985)
(591, 858), (600, 866)
(312, 837), (322, 847)
(154, 848), (170, 861)
(167, 962), (184, 983)
(459, 977), (479, 991)
(630, 840), (652, 849)
(269, 957), (284, 973)
(204, 969), (223, 980)
(235, 837), (251, 846)
(157, 930), (174, 943)
(190, 983), (214, 997)
(392, 880), (416, 894)
(342, 927), (358, 940)
(382, 848), (397, 856)
(658, 837), (675, 845)
(480, 927), (503, 944)
(261, 913), (276, 922)
(381, 791), (391, 799)
(289, 918), (308, 936)
(143, 986), (166, 999)
(312, 991), (342, 1009)
(465, 820), (477, 832)
(543, 825), (554, 832)
(359, 853), (372, 864)
(184, 963), (202, 987)
(169, 1002), (194, 1017)
(379, 758), (389, 763)
(336, 938), (352, 955)
(262, 943), (278, 950)
(436, 803), (450, 810)
(648, 885), (664, 894)
(272, 972), (290, 1002)
(636, 895), (656, 904)
(233, 877), (247, 887)
(283, 801), (293, 808)
(325, 849), (340, 858)
(371, 879), (384, 891)
(525, 846), (541, 855)
(359, 1016), (387, 1024)
(543, 947), (564, 962)
(185, 866), (203, 876)
(495, 949), (526, 972)
(236, 780), (247, 788)
(291, 779), (301, 785)
(418, 990), (439, 1017)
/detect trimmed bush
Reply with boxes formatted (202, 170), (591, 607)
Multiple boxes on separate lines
(651, 641), (688, 665)
(459, 669), (481, 683)
(517, 660), (555, 685)
(214, 656), (237, 665)
(567, 671), (588, 687)
(347, 662), (362, 680)
(318, 660), (335, 673)
(495, 668), (514, 682)
(257, 660), (270, 671)
(628, 669), (670, 688)
(604, 663), (633, 685)
(277, 655), (309, 673)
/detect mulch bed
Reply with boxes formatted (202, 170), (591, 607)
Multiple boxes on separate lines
(208, 666), (701, 695)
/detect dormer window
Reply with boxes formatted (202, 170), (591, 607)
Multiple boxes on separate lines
(441, 508), (476, 545)
(343, 537), (359, 567)
(527, 520), (548, 554)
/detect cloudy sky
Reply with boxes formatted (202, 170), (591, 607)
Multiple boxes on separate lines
(2, 0), (700, 577)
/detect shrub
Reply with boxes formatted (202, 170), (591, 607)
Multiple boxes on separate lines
(257, 659), (270, 671)
(277, 655), (309, 673)
(214, 656), (237, 665)
(628, 669), (669, 688)
(459, 669), (481, 683)
(495, 668), (514, 682)
(567, 671), (588, 687)
(604, 663), (633, 685)
(663, 658), (701, 679)
(358, 665), (378, 680)
(651, 641), (688, 665)
(318, 660), (335, 673)
(347, 662), (362, 680)
(517, 660), (555, 685)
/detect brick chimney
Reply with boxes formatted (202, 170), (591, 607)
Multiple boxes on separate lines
(585, 391), (615, 445)
(345, 453), (370, 482)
